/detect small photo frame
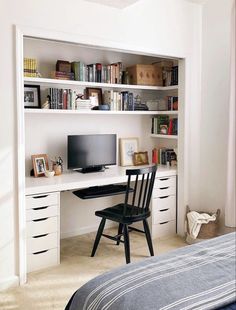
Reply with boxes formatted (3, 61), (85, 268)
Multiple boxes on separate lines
(31, 154), (49, 177)
(133, 151), (149, 166)
(24, 84), (41, 108)
(85, 87), (102, 105)
(119, 137), (139, 166)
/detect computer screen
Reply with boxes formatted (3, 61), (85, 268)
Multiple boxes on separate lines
(67, 134), (116, 172)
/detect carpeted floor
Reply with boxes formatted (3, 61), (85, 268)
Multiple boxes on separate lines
(0, 229), (186, 310)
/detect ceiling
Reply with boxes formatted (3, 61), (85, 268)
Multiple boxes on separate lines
(84, 0), (140, 9)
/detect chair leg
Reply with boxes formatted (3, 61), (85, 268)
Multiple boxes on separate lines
(91, 218), (106, 257)
(143, 219), (154, 256)
(123, 224), (130, 264)
(116, 223), (123, 245)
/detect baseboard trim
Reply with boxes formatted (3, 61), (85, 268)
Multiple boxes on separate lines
(61, 223), (116, 239)
(0, 276), (19, 291)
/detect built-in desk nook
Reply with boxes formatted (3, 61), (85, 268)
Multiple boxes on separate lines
(16, 26), (185, 283)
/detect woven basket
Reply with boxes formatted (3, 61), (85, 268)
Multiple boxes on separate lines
(186, 206), (220, 239)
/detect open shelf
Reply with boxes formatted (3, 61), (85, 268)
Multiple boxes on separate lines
(24, 108), (163, 115)
(150, 134), (178, 139)
(24, 77), (178, 91)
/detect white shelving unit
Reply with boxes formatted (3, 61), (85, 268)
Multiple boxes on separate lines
(24, 108), (178, 116)
(17, 28), (185, 284)
(24, 77), (178, 91)
(150, 134), (178, 139)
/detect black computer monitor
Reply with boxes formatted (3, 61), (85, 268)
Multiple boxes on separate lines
(67, 134), (117, 173)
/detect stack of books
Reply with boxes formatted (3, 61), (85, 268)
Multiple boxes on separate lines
(48, 88), (77, 110)
(162, 66), (178, 86)
(167, 96), (178, 111)
(51, 71), (74, 80)
(151, 116), (178, 135)
(71, 61), (123, 84)
(24, 58), (37, 77)
(157, 148), (177, 165)
(103, 90), (134, 111)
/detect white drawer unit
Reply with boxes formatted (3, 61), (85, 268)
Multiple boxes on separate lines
(27, 216), (58, 237)
(152, 200), (176, 225)
(26, 192), (59, 209)
(27, 248), (59, 273)
(154, 186), (176, 198)
(151, 175), (177, 239)
(26, 205), (59, 221)
(154, 176), (176, 189)
(153, 195), (176, 211)
(27, 232), (58, 254)
(152, 220), (176, 238)
(26, 192), (60, 273)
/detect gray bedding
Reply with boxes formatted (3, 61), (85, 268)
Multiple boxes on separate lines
(66, 232), (236, 310)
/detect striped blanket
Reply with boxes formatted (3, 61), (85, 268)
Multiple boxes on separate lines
(66, 232), (236, 310)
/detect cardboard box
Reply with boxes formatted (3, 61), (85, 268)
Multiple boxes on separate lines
(126, 64), (163, 86)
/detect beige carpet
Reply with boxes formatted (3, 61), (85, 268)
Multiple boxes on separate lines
(0, 229), (186, 310)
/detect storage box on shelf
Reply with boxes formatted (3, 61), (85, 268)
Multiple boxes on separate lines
(126, 64), (163, 86)
(25, 192), (60, 273)
(151, 175), (176, 238)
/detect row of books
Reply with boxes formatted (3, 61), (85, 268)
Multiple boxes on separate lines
(103, 90), (136, 111)
(48, 88), (80, 110)
(162, 66), (178, 87)
(151, 116), (178, 135)
(156, 148), (177, 166)
(167, 96), (178, 111)
(24, 58), (37, 77)
(71, 62), (123, 84)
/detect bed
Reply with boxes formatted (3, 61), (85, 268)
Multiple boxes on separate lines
(65, 232), (236, 310)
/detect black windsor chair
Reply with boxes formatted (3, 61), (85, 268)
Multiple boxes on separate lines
(91, 165), (157, 263)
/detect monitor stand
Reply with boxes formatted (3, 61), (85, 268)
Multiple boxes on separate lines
(77, 166), (105, 174)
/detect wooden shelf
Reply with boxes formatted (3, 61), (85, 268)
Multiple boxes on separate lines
(24, 77), (178, 91)
(24, 109), (164, 115)
(150, 134), (178, 139)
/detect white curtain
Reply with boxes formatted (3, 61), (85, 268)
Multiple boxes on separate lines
(225, 0), (236, 227)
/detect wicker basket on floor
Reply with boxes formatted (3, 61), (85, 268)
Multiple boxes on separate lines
(186, 206), (220, 241)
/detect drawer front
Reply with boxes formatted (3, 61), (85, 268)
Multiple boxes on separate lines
(153, 206), (176, 224)
(154, 176), (176, 189)
(153, 186), (176, 198)
(152, 195), (176, 211)
(26, 193), (59, 209)
(27, 248), (59, 273)
(152, 220), (176, 238)
(27, 216), (58, 237)
(26, 205), (59, 221)
(27, 232), (58, 254)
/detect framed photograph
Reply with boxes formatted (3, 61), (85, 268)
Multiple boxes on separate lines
(119, 137), (139, 166)
(133, 151), (149, 166)
(85, 87), (102, 105)
(31, 154), (49, 177)
(24, 84), (41, 108)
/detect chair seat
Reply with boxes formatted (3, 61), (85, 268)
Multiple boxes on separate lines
(95, 203), (150, 224)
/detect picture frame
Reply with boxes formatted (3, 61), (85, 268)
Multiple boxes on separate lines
(133, 151), (149, 166)
(24, 84), (41, 108)
(119, 137), (139, 166)
(31, 154), (49, 177)
(85, 87), (102, 105)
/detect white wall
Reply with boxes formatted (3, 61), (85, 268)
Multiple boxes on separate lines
(199, 0), (233, 222)
(0, 0), (201, 289)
